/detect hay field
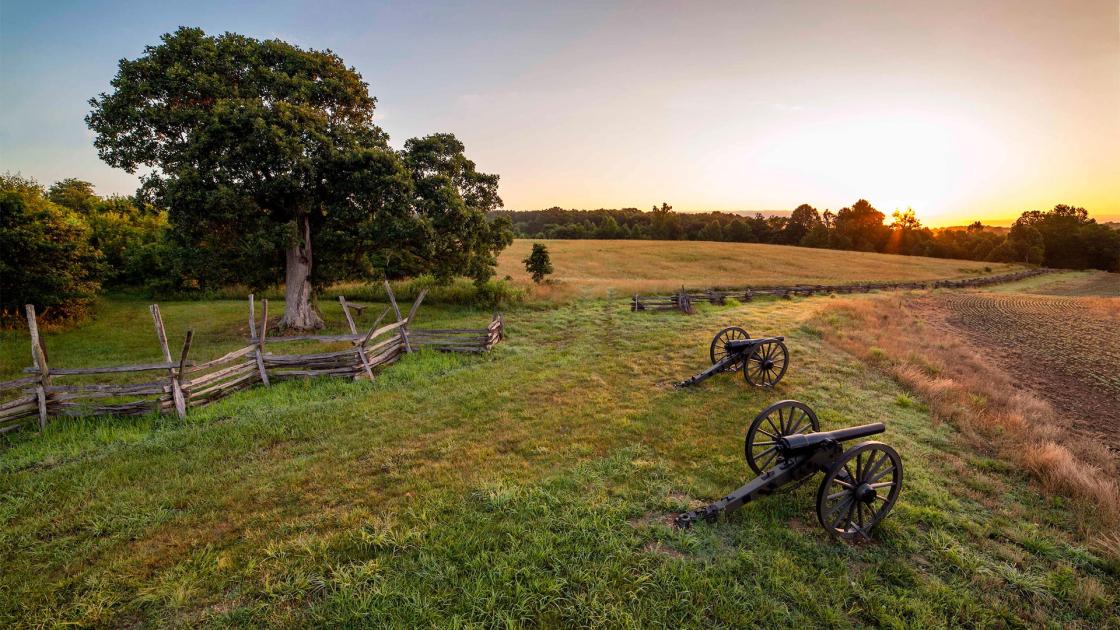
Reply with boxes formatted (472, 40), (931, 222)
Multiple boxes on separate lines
(496, 239), (1024, 297)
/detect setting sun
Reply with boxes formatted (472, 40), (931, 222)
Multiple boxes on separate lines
(3, 1), (1117, 226)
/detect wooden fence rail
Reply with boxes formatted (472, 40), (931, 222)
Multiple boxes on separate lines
(631, 268), (1053, 313)
(0, 283), (505, 435)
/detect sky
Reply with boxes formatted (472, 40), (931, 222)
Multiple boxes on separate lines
(1, 0), (1118, 227)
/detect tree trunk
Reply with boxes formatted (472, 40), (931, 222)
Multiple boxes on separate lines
(279, 214), (325, 330)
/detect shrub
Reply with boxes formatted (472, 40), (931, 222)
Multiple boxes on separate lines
(331, 275), (524, 308)
(522, 243), (554, 284)
(0, 177), (103, 323)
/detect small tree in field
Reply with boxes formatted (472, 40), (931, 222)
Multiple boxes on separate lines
(522, 243), (553, 284)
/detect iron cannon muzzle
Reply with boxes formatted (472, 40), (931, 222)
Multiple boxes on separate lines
(722, 336), (785, 353)
(677, 401), (903, 540)
(777, 422), (886, 453)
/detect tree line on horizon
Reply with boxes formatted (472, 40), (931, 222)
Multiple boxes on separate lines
(493, 201), (1120, 272)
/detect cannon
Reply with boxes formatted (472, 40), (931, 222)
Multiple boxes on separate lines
(676, 326), (789, 388)
(675, 400), (903, 539)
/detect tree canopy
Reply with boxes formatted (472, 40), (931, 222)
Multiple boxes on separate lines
(1, 175), (103, 322)
(87, 27), (511, 329)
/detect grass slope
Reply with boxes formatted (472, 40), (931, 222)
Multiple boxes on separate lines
(1, 292), (1116, 627)
(496, 239), (1024, 297)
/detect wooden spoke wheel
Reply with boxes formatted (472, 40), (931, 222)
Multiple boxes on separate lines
(744, 400), (820, 476)
(816, 441), (903, 540)
(709, 326), (750, 373)
(744, 339), (788, 387)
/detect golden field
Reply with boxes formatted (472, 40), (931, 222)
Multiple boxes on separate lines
(496, 239), (1024, 297)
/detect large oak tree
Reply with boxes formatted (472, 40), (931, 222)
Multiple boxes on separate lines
(88, 27), (511, 329)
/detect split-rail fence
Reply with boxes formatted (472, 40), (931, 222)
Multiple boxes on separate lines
(0, 282), (504, 435)
(631, 268), (1052, 313)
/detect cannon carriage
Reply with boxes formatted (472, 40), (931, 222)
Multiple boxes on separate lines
(677, 326), (789, 388)
(675, 400), (904, 540)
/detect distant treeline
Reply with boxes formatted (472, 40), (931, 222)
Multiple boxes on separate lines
(492, 201), (1120, 272)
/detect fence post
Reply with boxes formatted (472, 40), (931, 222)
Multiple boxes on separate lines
(24, 305), (51, 430)
(150, 304), (188, 419)
(248, 295), (271, 386)
(406, 287), (428, 325)
(338, 295), (358, 335)
(383, 281), (413, 353)
(340, 295), (376, 381)
(176, 330), (193, 414)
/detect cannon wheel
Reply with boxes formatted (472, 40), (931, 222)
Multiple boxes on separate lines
(744, 400), (820, 477)
(709, 326), (750, 372)
(743, 340), (789, 387)
(815, 441), (903, 540)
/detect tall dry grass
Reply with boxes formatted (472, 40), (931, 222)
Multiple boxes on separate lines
(495, 239), (1023, 298)
(813, 297), (1120, 538)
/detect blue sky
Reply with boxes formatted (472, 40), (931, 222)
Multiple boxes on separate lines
(1, 1), (594, 196)
(2, 1), (1117, 224)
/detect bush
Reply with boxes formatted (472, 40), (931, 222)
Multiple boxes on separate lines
(85, 198), (169, 286)
(331, 275), (524, 309)
(0, 179), (103, 323)
(522, 243), (553, 283)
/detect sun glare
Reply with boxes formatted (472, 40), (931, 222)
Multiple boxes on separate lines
(753, 109), (998, 225)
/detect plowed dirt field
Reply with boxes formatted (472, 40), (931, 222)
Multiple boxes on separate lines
(915, 273), (1120, 450)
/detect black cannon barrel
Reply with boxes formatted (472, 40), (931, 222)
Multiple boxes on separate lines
(778, 423), (885, 452)
(723, 336), (785, 352)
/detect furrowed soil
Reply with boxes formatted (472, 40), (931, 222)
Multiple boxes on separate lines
(913, 271), (1120, 451)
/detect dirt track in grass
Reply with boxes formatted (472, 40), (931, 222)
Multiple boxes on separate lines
(912, 274), (1120, 451)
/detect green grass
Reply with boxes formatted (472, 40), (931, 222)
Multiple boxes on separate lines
(0, 294), (496, 381)
(1, 294), (1117, 627)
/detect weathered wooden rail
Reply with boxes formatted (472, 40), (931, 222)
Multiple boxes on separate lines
(631, 268), (1052, 312)
(0, 282), (505, 435)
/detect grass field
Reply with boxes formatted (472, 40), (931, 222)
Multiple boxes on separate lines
(2, 268), (1118, 627)
(0, 296), (499, 386)
(496, 239), (1024, 297)
(0, 282), (1115, 623)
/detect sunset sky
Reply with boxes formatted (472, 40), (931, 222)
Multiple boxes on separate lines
(2, 0), (1117, 226)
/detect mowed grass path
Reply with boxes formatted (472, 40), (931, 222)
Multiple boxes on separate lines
(1, 294), (1117, 627)
(496, 239), (1024, 297)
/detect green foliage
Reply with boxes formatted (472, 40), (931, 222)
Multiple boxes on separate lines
(989, 223), (1045, 264)
(74, 193), (168, 287)
(47, 178), (99, 214)
(86, 27), (512, 325)
(522, 242), (554, 283)
(650, 202), (682, 240)
(1014, 205), (1120, 271)
(0, 175), (103, 322)
(834, 199), (889, 252)
(397, 133), (514, 283)
(330, 275), (524, 308)
(782, 203), (821, 244)
(697, 219), (724, 242)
